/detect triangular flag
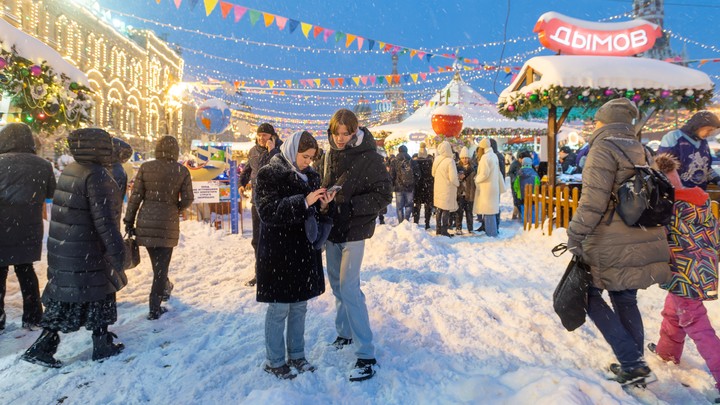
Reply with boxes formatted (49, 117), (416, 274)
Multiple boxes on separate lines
(367, 39), (375, 50)
(288, 19), (299, 33)
(258, 80), (266, 86)
(384, 44), (393, 52)
(425, 53), (433, 62)
(248, 10), (261, 26)
(352, 77), (360, 86)
(285, 80), (292, 87)
(301, 23), (312, 38)
(262, 13), (275, 27)
(360, 76), (368, 85)
(334, 32), (345, 42)
(329, 78), (337, 87)
(417, 51), (425, 60)
(410, 49), (417, 58)
(233, 81), (240, 89)
(411, 73), (418, 83)
(699, 59), (709, 67)
(401, 74), (409, 83)
(233, 6), (247, 23)
(219, 1), (233, 19)
(356, 37), (364, 50)
(156, 0), (161, 4)
(240, 81), (246, 87)
(203, 0), (218, 16)
(345, 34), (356, 48)
(268, 80), (275, 88)
(313, 26), (323, 38)
(377, 76), (385, 84)
(275, 16), (288, 30)
(369, 76), (376, 85)
(378, 42), (386, 51)
(338, 78), (345, 86)
(393, 75), (400, 84)
(188, 0), (199, 10)
(174, 0), (182, 9)
(384, 75), (392, 84)
(313, 79), (321, 87)
(323, 29), (334, 42)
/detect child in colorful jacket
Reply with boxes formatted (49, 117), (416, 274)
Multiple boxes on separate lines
(651, 153), (720, 401)
(512, 157), (540, 222)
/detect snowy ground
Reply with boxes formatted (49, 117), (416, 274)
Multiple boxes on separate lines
(0, 192), (719, 404)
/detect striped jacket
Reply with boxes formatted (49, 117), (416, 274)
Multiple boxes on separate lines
(663, 187), (720, 300)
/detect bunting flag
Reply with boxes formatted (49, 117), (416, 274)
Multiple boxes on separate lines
(323, 29), (334, 42)
(329, 78), (336, 87)
(367, 39), (375, 51)
(352, 77), (360, 86)
(268, 80), (275, 88)
(301, 22), (312, 38)
(360, 76), (368, 85)
(219, 1), (233, 18)
(410, 49), (417, 59)
(378, 41), (386, 51)
(313, 79), (321, 87)
(287, 19), (299, 33)
(262, 13), (274, 27)
(356, 37), (364, 50)
(369, 76), (376, 85)
(285, 80), (292, 87)
(334, 31), (345, 43)
(174, 0), (182, 8)
(248, 9), (261, 25)
(410, 73), (418, 83)
(233, 5), (247, 22)
(337, 77), (344, 86)
(188, 0), (199, 10)
(275, 16), (288, 30)
(203, 0), (218, 16)
(345, 34), (356, 48)
(313, 26), (323, 38)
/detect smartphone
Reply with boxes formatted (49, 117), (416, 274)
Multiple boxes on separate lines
(327, 185), (342, 193)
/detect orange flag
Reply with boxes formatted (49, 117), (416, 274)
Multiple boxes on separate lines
(263, 13), (275, 27)
(313, 26), (323, 38)
(345, 34), (356, 48)
(410, 50), (417, 59)
(219, 1), (233, 19)
(285, 80), (292, 87)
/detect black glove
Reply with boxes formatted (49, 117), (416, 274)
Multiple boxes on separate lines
(125, 223), (136, 237)
(567, 237), (583, 258)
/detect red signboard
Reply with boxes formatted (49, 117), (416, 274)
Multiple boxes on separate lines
(534, 12), (662, 56)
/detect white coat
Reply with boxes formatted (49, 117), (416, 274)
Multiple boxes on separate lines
(473, 147), (506, 215)
(432, 141), (460, 211)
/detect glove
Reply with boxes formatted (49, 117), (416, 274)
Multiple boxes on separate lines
(125, 223), (136, 237)
(567, 237), (583, 258)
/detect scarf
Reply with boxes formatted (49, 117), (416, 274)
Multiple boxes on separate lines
(279, 131), (309, 182)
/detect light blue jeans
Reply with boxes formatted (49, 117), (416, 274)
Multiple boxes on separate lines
(326, 240), (375, 359)
(265, 301), (307, 368)
(395, 191), (414, 223)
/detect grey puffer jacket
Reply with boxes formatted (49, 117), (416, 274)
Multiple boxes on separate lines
(124, 136), (194, 247)
(567, 123), (671, 291)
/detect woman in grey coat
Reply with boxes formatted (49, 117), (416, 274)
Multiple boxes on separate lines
(567, 98), (671, 387)
(124, 136), (194, 320)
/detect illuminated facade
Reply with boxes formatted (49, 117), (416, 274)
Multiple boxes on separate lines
(0, 0), (186, 153)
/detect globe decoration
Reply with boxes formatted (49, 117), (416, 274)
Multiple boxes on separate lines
(195, 99), (232, 134)
(431, 105), (463, 138)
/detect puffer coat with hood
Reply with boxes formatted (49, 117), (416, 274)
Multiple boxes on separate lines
(0, 123), (56, 266)
(44, 128), (126, 303)
(125, 136), (194, 248)
(432, 141), (460, 211)
(567, 123), (671, 291)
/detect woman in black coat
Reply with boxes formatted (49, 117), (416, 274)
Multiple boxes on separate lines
(254, 131), (334, 379)
(21, 128), (126, 368)
(0, 123), (56, 332)
(124, 136), (194, 320)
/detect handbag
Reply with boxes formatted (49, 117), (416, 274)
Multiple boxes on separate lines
(552, 243), (592, 331)
(123, 233), (140, 270)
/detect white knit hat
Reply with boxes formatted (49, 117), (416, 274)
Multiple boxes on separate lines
(459, 146), (469, 158)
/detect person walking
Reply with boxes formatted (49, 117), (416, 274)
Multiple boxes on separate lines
(110, 137), (133, 208)
(432, 141), (460, 237)
(473, 138), (505, 237)
(0, 123), (56, 332)
(239, 123), (282, 287)
(255, 130), (334, 380)
(21, 128), (126, 368)
(124, 136), (194, 320)
(322, 109), (392, 381)
(412, 145), (434, 229)
(657, 110), (720, 190)
(389, 145), (417, 223)
(566, 98), (672, 386)
(512, 157), (540, 222)
(455, 146), (476, 234)
(648, 153), (720, 402)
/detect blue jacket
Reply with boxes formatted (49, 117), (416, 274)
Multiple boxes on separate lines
(657, 129), (720, 190)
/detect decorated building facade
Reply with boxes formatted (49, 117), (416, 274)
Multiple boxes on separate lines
(0, 0), (187, 154)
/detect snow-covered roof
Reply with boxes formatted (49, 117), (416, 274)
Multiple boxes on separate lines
(500, 55), (713, 101)
(0, 18), (89, 86)
(370, 75), (547, 142)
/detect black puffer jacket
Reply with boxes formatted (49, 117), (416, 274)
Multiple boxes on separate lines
(322, 127), (392, 242)
(110, 137), (132, 199)
(44, 129), (126, 303)
(255, 155), (326, 303)
(0, 123), (56, 266)
(414, 157), (434, 203)
(124, 136), (194, 248)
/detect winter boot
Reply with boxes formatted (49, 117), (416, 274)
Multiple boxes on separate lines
(21, 329), (62, 368)
(92, 328), (125, 361)
(288, 358), (317, 373)
(330, 336), (353, 350)
(608, 363), (657, 387)
(161, 280), (174, 302)
(147, 306), (168, 321)
(0, 311), (5, 334)
(263, 363), (297, 380)
(245, 277), (257, 287)
(349, 358), (377, 382)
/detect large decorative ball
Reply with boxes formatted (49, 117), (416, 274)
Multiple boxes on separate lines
(507, 105), (516, 112)
(69, 82), (79, 90)
(0, 58), (6, 69)
(20, 68), (29, 77)
(195, 99), (232, 134)
(30, 65), (42, 77)
(661, 90), (671, 98)
(431, 105), (463, 137)
(604, 89), (614, 96)
(529, 94), (538, 102)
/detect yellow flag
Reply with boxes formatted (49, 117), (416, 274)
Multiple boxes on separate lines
(411, 73), (418, 83)
(313, 79), (321, 87)
(263, 13), (274, 27)
(268, 80), (275, 88)
(301, 23), (312, 38)
(352, 77), (360, 86)
(203, 0), (219, 16)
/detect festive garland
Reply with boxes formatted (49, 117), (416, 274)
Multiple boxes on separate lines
(497, 85), (715, 120)
(0, 44), (94, 133)
(461, 127), (548, 137)
(424, 135), (474, 150)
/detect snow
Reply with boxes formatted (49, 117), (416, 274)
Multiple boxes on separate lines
(500, 56), (714, 102)
(0, 18), (89, 86)
(0, 191), (719, 404)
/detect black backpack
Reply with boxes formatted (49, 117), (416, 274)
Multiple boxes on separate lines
(396, 159), (415, 189)
(606, 140), (674, 228)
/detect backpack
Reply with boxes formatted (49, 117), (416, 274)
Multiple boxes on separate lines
(397, 159), (415, 189)
(606, 140), (674, 228)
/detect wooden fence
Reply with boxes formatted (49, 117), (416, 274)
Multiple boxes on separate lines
(522, 184), (580, 235)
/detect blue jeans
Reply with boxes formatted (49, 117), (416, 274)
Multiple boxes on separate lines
(265, 301), (307, 367)
(483, 214), (498, 237)
(395, 191), (414, 223)
(326, 240), (375, 359)
(587, 287), (646, 371)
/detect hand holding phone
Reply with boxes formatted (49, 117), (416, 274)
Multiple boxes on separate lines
(327, 185), (342, 193)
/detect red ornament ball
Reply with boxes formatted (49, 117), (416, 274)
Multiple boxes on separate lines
(431, 105), (463, 137)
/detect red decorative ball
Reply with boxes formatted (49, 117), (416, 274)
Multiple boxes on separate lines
(431, 105), (463, 138)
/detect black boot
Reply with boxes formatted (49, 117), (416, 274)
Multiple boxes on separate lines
(161, 280), (174, 302)
(21, 329), (62, 368)
(92, 327), (125, 361)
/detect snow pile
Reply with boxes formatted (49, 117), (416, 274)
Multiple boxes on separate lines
(0, 195), (718, 404)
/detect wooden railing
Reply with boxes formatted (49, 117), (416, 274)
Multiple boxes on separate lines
(523, 184), (580, 235)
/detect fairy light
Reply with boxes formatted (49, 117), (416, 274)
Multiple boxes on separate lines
(665, 29), (720, 55)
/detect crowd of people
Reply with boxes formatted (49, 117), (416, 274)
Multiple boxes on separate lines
(1, 103), (719, 398)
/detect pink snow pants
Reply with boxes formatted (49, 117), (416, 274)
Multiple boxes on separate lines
(656, 293), (720, 390)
